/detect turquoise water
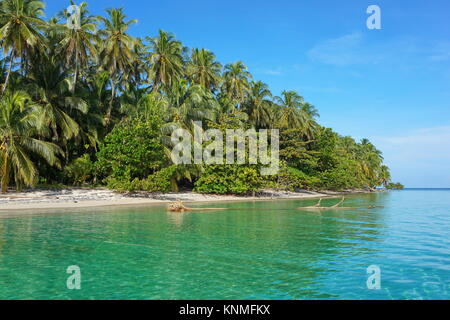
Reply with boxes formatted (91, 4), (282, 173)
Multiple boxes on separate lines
(0, 189), (449, 300)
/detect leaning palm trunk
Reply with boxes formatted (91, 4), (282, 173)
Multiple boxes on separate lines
(72, 49), (80, 94)
(73, 61), (79, 94)
(1, 50), (15, 95)
(1, 153), (10, 193)
(106, 81), (116, 123)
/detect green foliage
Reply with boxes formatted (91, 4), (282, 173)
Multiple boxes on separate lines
(315, 159), (363, 191)
(194, 165), (264, 195)
(386, 182), (405, 190)
(313, 127), (340, 172)
(276, 166), (319, 191)
(64, 154), (94, 185)
(140, 166), (176, 193)
(95, 117), (167, 181)
(280, 128), (317, 174)
(0, 90), (62, 192)
(105, 177), (142, 193)
(0, 1), (398, 193)
(106, 166), (177, 193)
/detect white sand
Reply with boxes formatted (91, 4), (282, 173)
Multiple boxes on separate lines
(0, 188), (336, 211)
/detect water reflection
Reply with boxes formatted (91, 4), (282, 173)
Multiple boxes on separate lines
(0, 191), (449, 299)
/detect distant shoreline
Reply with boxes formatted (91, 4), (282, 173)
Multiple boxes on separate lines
(0, 188), (376, 212)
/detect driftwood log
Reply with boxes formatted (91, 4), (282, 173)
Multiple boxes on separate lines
(168, 201), (227, 212)
(298, 197), (383, 210)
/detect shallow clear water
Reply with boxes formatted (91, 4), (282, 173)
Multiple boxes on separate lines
(0, 189), (449, 300)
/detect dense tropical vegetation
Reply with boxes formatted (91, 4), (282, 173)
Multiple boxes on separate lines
(0, 0), (399, 194)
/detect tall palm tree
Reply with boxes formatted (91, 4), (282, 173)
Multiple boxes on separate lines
(0, 90), (62, 192)
(0, 0), (46, 93)
(186, 48), (221, 91)
(27, 52), (87, 142)
(128, 38), (148, 86)
(339, 136), (358, 159)
(146, 29), (184, 92)
(119, 84), (167, 121)
(56, 1), (98, 93)
(379, 165), (391, 187)
(221, 61), (252, 105)
(98, 8), (137, 122)
(243, 80), (273, 128)
(161, 79), (218, 138)
(301, 102), (319, 119)
(300, 102), (319, 140)
(357, 139), (384, 187)
(274, 90), (305, 129)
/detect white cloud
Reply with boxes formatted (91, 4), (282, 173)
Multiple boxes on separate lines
(307, 33), (450, 70)
(300, 85), (343, 94)
(372, 127), (450, 187)
(264, 69), (283, 76)
(376, 126), (450, 161)
(307, 32), (375, 66)
(429, 42), (450, 61)
(255, 67), (284, 76)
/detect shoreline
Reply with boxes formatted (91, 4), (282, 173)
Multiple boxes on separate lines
(0, 188), (376, 212)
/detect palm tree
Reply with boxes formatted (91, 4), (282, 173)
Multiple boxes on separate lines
(186, 48), (221, 91)
(243, 81), (273, 128)
(128, 38), (148, 86)
(357, 139), (384, 187)
(301, 102), (319, 119)
(27, 52), (87, 143)
(120, 84), (168, 121)
(300, 102), (319, 140)
(379, 165), (391, 187)
(162, 79), (218, 134)
(274, 90), (305, 129)
(56, 1), (98, 93)
(146, 30), (184, 92)
(0, 90), (62, 192)
(98, 8), (137, 122)
(222, 61), (252, 105)
(0, 0), (46, 93)
(339, 136), (358, 159)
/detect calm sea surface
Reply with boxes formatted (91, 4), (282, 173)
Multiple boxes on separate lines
(0, 189), (449, 300)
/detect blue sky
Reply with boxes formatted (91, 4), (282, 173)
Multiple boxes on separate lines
(45, 0), (450, 187)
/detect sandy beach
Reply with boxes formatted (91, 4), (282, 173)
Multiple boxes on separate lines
(0, 188), (342, 212)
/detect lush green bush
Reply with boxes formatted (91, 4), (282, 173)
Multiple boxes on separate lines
(140, 166), (176, 192)
(280, 128), (318, 174)
(106, 166), (177, 193)
(95, 117), (167, 181)
(194, 165), (264, 195)
(276, 166), (319, 191)
(315, 160), (363, 191)
(313, 127), (340, 172)
(64, 154), (94, 185)
(386, 182), (405, 190)
(105, 177), (143, 193)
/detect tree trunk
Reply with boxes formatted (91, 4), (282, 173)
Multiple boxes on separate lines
(107, 81), (116, 124)
(1, 50), (14, 95)
(1, 57), (7, 75)
(1, 153), (10, 193)
(52, 123), (59, 142)
(72, 51), (79, 94)
(65, 144), (70, 166)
